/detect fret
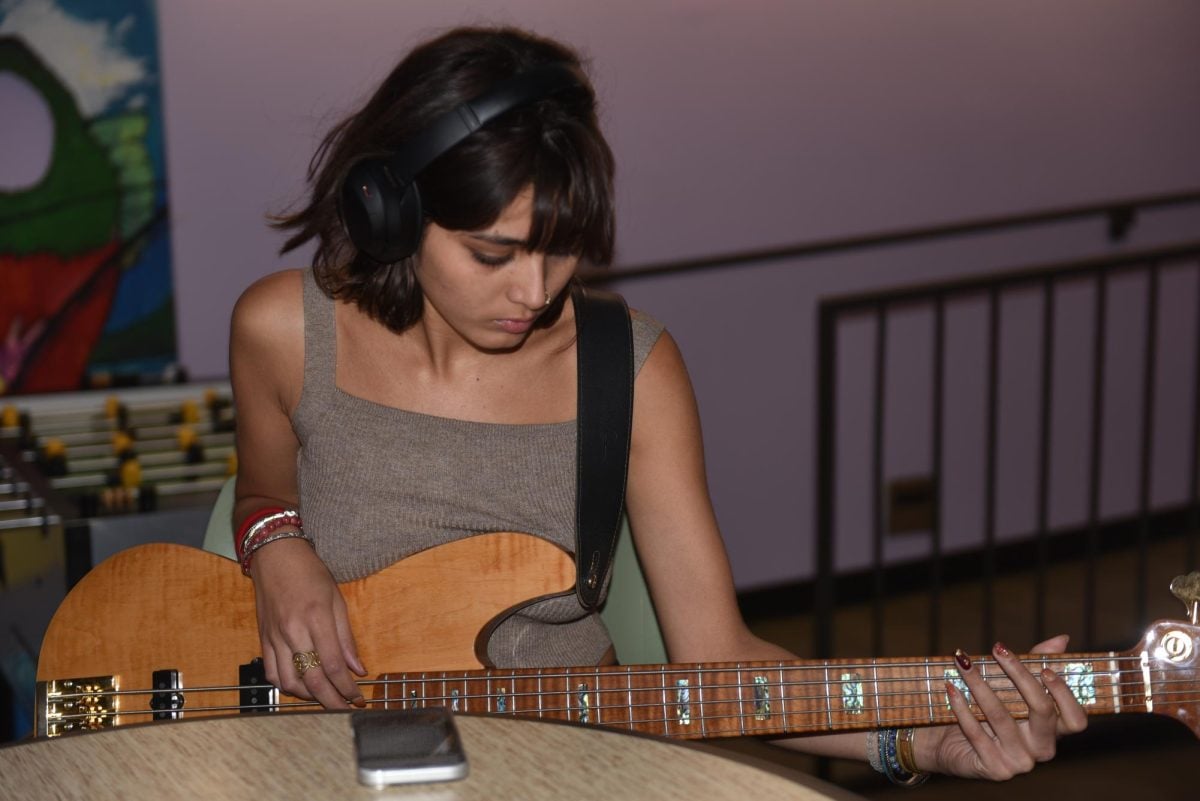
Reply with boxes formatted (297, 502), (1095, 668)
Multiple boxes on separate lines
(536, 668), (544, 720)
(776, 663), (789, 733)
(512, 668), (539, 718)
(822, 664), (832, 731)
(1108, 655), (1121, 714)
(694, 665), (708, 738)
(596, 665), (629, 731)
(625, 667), (635, 732)
(691, 663), (741, 738)
(924, 658), (935, 724)
(735, 663), (746, 736)
(659, 666), (669, 735)
(778, 664), (816, 735)
(878, 661), (888, 729)
(440, 674), (458, 712)
(464, 673), (489, 717)
(627, 666), (667, 735)
(414, 672), (427, 707)
(596, 668), (629, 729)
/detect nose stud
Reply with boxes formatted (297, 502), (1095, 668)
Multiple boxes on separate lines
(544, 291), (552, 307)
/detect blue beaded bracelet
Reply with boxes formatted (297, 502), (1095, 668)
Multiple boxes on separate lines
(876, 728), (930, 787)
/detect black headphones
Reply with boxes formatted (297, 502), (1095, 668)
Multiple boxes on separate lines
(338, 63), (585, 264)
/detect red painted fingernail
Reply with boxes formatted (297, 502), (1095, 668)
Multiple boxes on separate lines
(955, 649), (972, 672)
(994, 642), (1011, 658)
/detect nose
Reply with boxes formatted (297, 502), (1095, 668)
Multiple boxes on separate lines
(506, 253), (548, 310)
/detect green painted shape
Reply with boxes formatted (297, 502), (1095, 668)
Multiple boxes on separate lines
(91, 112), (156, 238)
(0, 36), (119, 255)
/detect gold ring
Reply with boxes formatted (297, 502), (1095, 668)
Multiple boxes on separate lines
(292, 649), (321, 677)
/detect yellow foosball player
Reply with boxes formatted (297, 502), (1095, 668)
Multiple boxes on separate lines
(40, 438), (68, 477)
(177, 425), (205, 467)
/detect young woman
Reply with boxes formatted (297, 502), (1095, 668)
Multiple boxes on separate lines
(229, 25), (1086, 784)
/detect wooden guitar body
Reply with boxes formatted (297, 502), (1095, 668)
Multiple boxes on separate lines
(36, 533), (574, 734)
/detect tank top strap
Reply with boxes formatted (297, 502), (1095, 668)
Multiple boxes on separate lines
(301, 268), (337, 400)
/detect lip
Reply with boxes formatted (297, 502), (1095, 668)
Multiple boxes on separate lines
(495, 317), (535, 334)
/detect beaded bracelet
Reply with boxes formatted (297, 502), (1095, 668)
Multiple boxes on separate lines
(236, 508), (309, 574)
(235, 506), (285, 563)
(866, 730), (883, 773)
(240, 529), (313, 575)
(876, 728), (930, 787)
(236, 508), (300, 560)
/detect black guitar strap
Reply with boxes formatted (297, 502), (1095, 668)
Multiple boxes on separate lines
(572, 284), (634, 611)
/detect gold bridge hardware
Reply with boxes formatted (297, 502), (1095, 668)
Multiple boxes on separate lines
(37, 676), (118, 737)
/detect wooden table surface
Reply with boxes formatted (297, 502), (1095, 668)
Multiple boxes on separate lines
(0, 712), (867, 800)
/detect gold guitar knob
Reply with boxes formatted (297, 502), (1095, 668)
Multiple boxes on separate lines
(1169, 572), (1200, 624)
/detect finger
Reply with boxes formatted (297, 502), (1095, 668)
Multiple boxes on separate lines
(333, 597), (367, 678)
(307, 620), (363, 707)
(1042, 666), (1090, 735)
(261, 635), (280, 689)
(1030, 634), (1070, 654)
(943, 679), (998, 778)
(292, 640), (352, 709)
(953, 649), (1025, 750)
(992, 643), (1058, 760)
(275, 640), (317, 701)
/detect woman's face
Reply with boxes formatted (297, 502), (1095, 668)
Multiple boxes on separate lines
(414, 186), (579, 351)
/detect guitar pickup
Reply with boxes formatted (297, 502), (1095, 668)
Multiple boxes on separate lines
(239, 658), (277, 713)
(149, 669), (185, 720)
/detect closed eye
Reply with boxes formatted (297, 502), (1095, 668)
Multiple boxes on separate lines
(471, 250), (515, 267)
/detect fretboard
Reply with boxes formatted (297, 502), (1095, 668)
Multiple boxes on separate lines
(378, 652), (1138, 739)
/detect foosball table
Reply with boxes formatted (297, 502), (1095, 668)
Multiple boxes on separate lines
(0, 383), (235, 741)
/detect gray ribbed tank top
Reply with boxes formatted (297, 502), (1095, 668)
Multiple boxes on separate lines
(292, 269), (664, 667)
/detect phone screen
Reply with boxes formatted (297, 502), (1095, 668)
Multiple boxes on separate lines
(352, 708), (469, 786)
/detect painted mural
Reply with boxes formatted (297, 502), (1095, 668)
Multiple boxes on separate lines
(0, 0), (175, 395)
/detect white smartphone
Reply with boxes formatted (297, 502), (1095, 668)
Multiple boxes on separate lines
(352, 707), (469, 787)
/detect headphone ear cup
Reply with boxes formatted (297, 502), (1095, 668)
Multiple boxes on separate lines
(392, 179), (425, 262)
(339, 160), (425, 263)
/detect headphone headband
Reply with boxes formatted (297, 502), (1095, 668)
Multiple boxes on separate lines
(339, 63), (586, 264)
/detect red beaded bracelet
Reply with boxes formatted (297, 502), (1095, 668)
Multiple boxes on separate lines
(235, 507), (281, 563)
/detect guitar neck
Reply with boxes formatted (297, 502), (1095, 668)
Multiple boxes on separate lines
(378, 651), (1137, 739)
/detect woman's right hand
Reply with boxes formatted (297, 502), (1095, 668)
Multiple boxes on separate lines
(248, 537), (367, 708)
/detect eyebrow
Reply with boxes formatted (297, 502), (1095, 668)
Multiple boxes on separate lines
(465, 232), (528, 248)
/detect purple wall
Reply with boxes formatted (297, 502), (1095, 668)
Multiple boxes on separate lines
(147, 1), (1200, 588)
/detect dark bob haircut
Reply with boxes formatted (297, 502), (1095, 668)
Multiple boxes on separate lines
(272, 26), (616, 333)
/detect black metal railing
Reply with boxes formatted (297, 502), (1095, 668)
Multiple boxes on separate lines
(583, 188), (1200, 284)
(815, 240), (1200, 660)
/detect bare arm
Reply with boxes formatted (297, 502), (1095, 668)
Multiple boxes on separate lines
(229, 270), (365, 708)
(622, 331), (1086, 775)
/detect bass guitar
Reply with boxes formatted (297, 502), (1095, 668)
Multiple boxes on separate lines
(34, 533), (1200, 743)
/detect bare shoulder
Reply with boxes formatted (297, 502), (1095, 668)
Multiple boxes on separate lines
(231, 269), (304, 337)
(636, 329), (692, 400)
(230, 269), (305, 408)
